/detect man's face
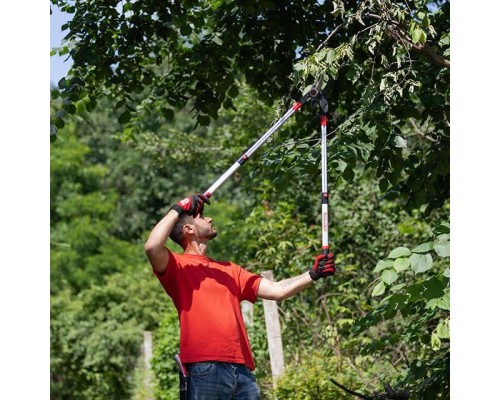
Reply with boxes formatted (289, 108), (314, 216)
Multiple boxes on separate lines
(192, 214), (218, 240)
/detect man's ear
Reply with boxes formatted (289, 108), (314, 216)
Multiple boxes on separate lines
(183, 223), (195, 235)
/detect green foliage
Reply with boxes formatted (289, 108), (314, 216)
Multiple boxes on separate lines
(150, 312), (181, 400)
(353, 223), (450, 399)
(51, 0), (449, 214)
(274, 351), (362, 399)
(50, 267), (169, 400)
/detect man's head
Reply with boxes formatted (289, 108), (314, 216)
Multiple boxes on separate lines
(170, 213), (217, 249)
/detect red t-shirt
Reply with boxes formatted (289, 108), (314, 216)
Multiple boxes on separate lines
(155, 249), (263, 370)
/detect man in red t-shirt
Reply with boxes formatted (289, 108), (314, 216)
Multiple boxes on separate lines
(145, 194), (335, 399)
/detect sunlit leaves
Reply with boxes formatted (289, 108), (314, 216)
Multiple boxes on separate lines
(381, 269), (398, 285)
(394, 257), (410, 272)
(388, 247), (411, 259)
(372, 281), (386, 297)
(410, 253), (433, 273)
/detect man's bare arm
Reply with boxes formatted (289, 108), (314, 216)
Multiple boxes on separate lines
(144, 209), (180, 274)
(257, 272), (314, 301)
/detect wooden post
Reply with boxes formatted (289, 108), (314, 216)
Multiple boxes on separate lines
(241, 300), (254, 327)
(262, 270), (285, 387)
(142, 331), (153, 400)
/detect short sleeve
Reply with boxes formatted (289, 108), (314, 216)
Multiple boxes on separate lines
(153, 249), (179, 298)
(238, 266), (263, 303)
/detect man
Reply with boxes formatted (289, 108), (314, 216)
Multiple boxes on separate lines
(145, 194), (335, 400)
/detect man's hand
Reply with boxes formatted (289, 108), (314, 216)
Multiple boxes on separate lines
(171, 194), (210, 217)
(309, 252), (336, 281)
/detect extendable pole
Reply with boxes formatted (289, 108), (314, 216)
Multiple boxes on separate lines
(320, 113), (329, 255)
(203, 100), (307, 199)
(202, 79), (325, 199)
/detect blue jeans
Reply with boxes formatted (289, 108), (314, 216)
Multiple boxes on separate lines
(186, 361), (261, 400)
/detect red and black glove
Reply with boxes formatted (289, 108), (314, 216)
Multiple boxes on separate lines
(171, 194), (210, 217)
(309, 252), (336, 281)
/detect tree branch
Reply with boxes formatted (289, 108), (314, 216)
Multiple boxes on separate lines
(409, 118), (438, 143)
(366, 13), (450, 69)
(316, 23), (347, 53)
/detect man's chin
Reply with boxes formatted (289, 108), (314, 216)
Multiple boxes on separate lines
(208, 231), (218, 240)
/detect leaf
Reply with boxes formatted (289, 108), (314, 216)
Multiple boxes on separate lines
(379, 78), (386, 91)
(55, 118), (65, 129)
(426, 293), (450, 311)
(436, 319), (450, 339)
(342, 167), (355, 181)
(410, 253), (433, 273)
(374, 259), (393, 273)
(180, 24), (192, 36)
(434, 241), (450, 257)
(379, 178), (389, 192)
(346, 65), (361, 82)
(388, 293), (409, 311)
(436, 234), (450, 242)
(381, 269), (398, 285)
(394, 136), (407, 148)
(371, 281), (386, 297)
(433, 223), (450, 235)
(419, 30), (427, 45)
(390, 283), (406, 292)
(411, 242), (434, 253)
(420, 276), (445, 300)
(326, 49), (335, 64)
(431, 332), (441, 351)
(227, 85), (239, 98)
(388, 247), (411, 259)
(411, 27), (423, 44)
(293, 62), (305, 71)
(162, 108), (174, 121)
(197, 114), (211, 126)
(118, 110), (131, 124)
(394, 257), (410, 272)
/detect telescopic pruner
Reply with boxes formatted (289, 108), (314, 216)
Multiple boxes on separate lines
(202, 78), (325, 199)
(201, 77), (331, 253)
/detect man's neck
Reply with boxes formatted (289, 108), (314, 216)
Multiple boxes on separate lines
(183, 241), (208, 256)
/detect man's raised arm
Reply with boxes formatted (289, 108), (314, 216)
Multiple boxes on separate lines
(144, 194), (209, 274)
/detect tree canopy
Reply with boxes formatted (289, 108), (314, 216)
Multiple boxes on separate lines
(51, 0), (449, 213)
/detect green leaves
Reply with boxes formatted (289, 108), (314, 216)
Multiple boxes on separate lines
(394, 257), (410, 272)
(434, 240), (450, 257)
(374, 259), (394, 272)
(412, 241), (434, 253)
(381, 269), (398, 285)
(371, 281), (386, 297)
(388, 247), (411, 259)
(371, 223), (449, 299)
(410, 253), (433, 273)
(431, 318), (450, 351)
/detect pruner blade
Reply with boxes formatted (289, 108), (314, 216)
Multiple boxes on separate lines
(309, 75), (324, 98)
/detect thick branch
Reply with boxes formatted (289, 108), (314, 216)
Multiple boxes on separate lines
(386, 26), (450, 68)
(367, 13), (450, 69)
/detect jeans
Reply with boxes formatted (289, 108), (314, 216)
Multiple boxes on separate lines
(186, 361), (261, 400)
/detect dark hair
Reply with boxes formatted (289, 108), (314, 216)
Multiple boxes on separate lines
(170, 214), (194, 248)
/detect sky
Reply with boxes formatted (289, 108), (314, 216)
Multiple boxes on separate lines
(50, 5), (73, 86)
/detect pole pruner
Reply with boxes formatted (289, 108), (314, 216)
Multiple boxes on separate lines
(202, 77), (332, 253)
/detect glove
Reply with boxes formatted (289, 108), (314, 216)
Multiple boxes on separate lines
(171, 194), (210, 217)
(309, 252), (336, 281)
